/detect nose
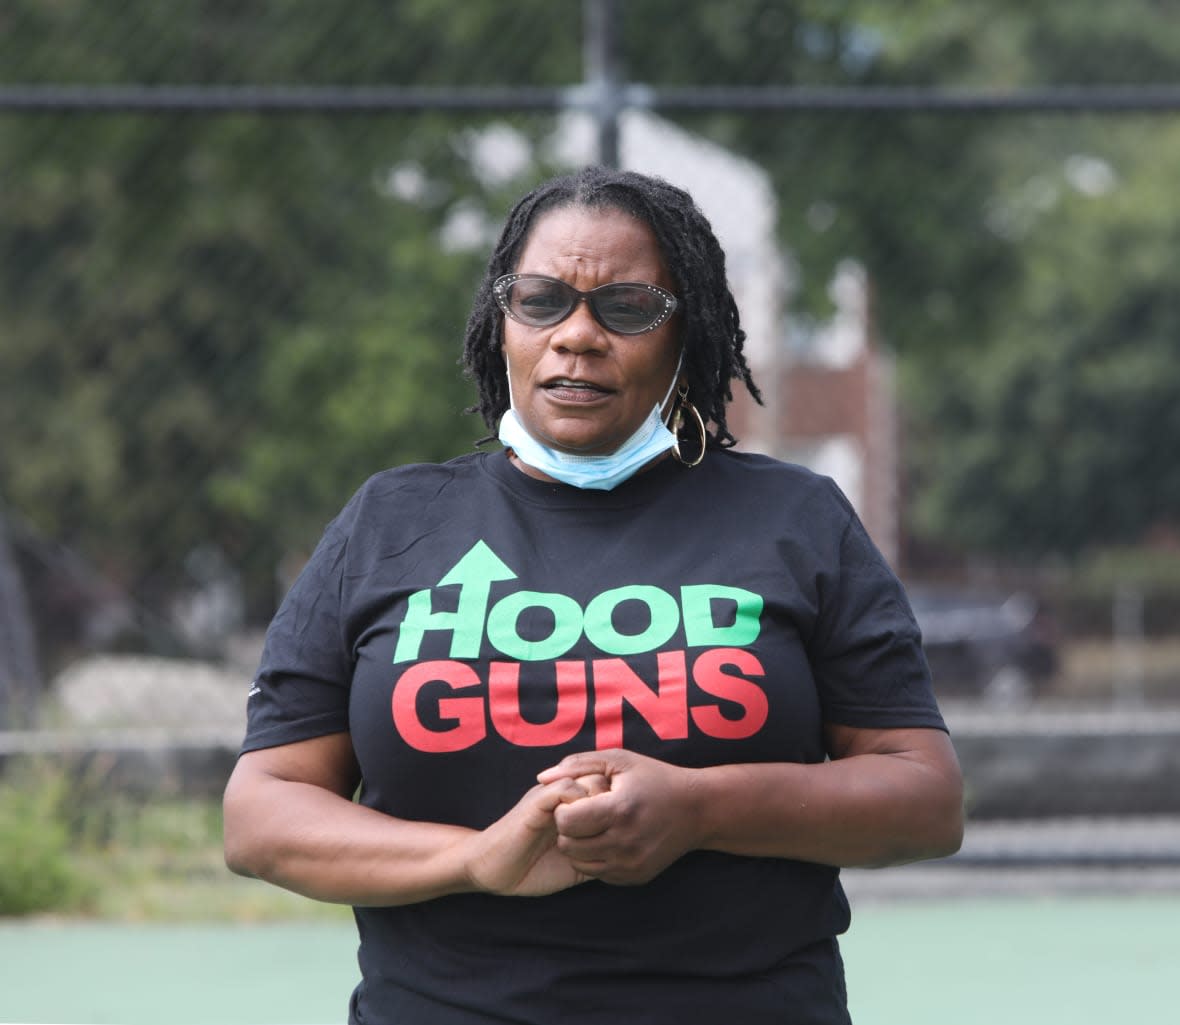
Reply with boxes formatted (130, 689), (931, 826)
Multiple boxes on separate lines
(548, 297), (609, 354)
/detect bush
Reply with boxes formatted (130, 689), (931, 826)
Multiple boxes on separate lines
(0, 764), (91, 916)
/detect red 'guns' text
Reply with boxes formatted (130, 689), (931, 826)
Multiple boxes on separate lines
(392, 647), (767, 752)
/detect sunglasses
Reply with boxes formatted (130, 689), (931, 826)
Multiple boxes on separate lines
(493, 274), (679, 335)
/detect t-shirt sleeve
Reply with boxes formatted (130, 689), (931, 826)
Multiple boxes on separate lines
(808, 483), (946, 731)
(239, 499), (358, 754)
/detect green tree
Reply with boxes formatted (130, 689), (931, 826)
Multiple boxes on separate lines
(908, 119), (1180, 557)
(4, 0), (1180, 630)
(0, 0), (574, 616)
(210, 215), (489, 559)
(858, 1), (1180, 559)
(0, 108), (399, 609)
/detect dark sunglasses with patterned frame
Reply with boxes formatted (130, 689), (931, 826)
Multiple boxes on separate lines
(493, 274), (679, 335)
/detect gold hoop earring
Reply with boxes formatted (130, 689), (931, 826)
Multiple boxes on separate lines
(672, 386), (706, 467)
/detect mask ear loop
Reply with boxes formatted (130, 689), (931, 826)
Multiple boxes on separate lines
(671, 383), (707, 467)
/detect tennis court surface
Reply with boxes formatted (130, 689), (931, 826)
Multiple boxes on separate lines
(2, 891), (1174, 1024)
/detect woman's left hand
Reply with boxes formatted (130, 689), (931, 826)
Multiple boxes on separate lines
(537, 750), (702, 885)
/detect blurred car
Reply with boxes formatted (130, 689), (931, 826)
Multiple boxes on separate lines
(905, 586), (1059, 704)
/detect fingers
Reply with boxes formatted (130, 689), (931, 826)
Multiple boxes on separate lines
(523, 775), (613, 832)
(467, 780), (600, 898)
(536, 748), (629, 785)
(528, 777), (594, 815)
(574, 772), (611, 797)
(556, 825), (651, 886)
(553, 790), (614, 839)
(531, 752), (691, 886)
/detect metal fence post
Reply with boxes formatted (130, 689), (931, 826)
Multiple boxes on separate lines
(0, 509), (41, 728)
(583, 0), (621, 167)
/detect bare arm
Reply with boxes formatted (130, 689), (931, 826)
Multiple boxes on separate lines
(695, 725), (964, 866)
(223, 732), (592, 906)
(538, 726), (964, 884)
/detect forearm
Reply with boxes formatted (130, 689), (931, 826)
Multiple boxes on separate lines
(693, 744), (964, 868)
(223, 771), (475, 906)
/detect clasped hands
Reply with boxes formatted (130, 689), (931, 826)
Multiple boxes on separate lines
(463, 749), (704, 898)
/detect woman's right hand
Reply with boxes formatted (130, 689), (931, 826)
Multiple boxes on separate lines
(462, 778), (603, 897)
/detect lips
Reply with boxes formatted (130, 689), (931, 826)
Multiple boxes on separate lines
(542, 377), (614, 401)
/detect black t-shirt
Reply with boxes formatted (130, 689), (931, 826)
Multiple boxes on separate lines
(243, 448), (946, 1025)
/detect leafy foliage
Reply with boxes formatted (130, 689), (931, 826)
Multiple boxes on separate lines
(908, 117), (1180, 556)
(0, 2), (567, 614)
(0, 765), (91, 916)
(2, 0), (1179, 626)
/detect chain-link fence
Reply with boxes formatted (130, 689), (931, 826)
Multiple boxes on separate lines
(2, 1), (1180, 881)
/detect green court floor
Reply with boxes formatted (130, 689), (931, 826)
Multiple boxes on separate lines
(1, 895), (1174, 1024)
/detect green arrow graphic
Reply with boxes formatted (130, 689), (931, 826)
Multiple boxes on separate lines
(393, 541), (517, 663)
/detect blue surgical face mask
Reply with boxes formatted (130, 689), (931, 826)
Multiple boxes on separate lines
(498, 355), (683, 491)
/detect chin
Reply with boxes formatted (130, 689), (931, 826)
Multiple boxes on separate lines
(530, 412), (630, 455)
(539, 429), (618, 456)
(559, 434), (625, 455)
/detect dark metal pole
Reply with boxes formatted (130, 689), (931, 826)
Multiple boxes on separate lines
(583, 0), (622, 167)
(0, 510), (41, 728)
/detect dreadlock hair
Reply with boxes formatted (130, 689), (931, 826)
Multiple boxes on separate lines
(461, 166), (763, 450)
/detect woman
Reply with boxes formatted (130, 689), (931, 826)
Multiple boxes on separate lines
(224, 167), (963, 1025)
